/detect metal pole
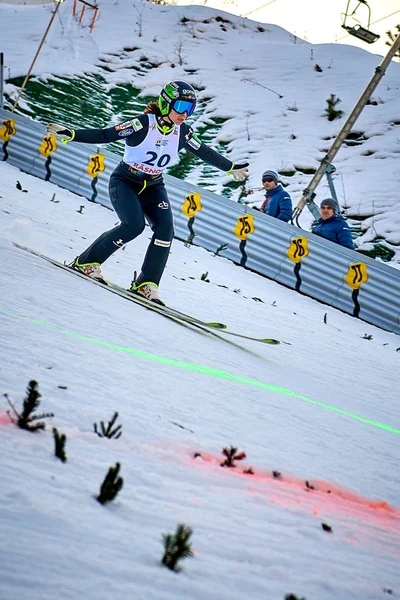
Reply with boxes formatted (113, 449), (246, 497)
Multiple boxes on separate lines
(325, 165), (340, 213)
(0, 52), (4, 110)
(325, 164), (339, 209)
(11, 1), (63, 113)
(292, 31), (400, 224)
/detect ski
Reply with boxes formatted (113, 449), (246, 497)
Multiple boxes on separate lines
(107, 281), (228, 331)
(13, 243), (280, 345)
(106, 281), (280, 345)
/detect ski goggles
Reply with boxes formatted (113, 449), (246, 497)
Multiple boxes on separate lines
(262, 175), (277, 183)
(171, 99), (196, 116)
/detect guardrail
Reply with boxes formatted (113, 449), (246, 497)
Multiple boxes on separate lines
(1, 108), (400, 335)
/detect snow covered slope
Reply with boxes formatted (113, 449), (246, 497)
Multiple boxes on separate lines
(0, 155), (399, 599)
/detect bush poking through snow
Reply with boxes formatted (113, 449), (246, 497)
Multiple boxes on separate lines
(161, 524), (194, 571)
(220, 445), (247, 468)
(324, 94), (344, 121)
(214, 242), (228, 257)
(243, 467), (254, 475)
(53, 427), (67, 463)
(385, 24), (400, 59)
(5, 380), (54, 432)
(96, 462), (124, 505)
(93, 411), (122, 439)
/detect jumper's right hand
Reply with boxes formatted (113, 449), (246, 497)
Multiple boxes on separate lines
(46, 123), (75, 143)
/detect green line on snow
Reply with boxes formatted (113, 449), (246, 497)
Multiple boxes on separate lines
(1, 307), (399, 435)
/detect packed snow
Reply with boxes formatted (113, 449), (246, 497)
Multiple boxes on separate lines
(1, 142), (400, 600)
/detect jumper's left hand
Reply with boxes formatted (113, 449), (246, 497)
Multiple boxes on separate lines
(46, 123), (75, 144)
(230, 163), (249, 182)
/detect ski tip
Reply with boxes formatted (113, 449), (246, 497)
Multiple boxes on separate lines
(205, 322), (227, 330)
(261, 339), (281, 345)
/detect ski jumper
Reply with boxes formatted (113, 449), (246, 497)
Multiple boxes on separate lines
(69, 113), (233, 286)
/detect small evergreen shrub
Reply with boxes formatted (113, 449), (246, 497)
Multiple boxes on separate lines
(324, 94), (344, 121)
(53, 427), (67, 462)
(385, 25), (400, 59)
(220, 445), (246, 468)
(161, 524), (194, 571)
(96, 463), (124, 505)
(214, 243), (228, 257)
(94, 411), (122, 439)
(5, 380), (54, 432)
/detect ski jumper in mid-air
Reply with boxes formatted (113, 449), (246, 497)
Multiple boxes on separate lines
(46, 80), (249, 305)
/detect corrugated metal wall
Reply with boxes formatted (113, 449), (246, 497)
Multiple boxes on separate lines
(1, 108), (400, 334)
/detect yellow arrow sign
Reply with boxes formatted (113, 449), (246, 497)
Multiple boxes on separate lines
(234, 214), (255, 240)
(86, 153), (105, 178)
(345, 262), (368, 289)
(182, 193), (202, 218)
(0, 119), (16, 142)
(287, 237), (309, 263)
(39, 135), (57, 157)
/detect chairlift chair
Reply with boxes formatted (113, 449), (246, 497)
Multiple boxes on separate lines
(342, 0), (380, 44)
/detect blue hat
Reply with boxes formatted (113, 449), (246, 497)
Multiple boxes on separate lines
(262, 169), (279, 183)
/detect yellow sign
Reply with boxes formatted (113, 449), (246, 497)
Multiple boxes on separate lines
(182, 193), (202, 218)
(86, 153), (105, 178)
(39, 135), (57, 157)
(234, 214), (255, 240)
(0, 119), (16, 142)
(345, 262), (368, 289)
(287, 237), (309, 263)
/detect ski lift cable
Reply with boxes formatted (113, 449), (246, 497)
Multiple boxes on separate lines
(242, 0), (278, 18)
(369, 8), (400, 26)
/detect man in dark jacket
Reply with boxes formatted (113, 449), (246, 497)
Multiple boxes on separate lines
(311, 198), (354, 249)
(260, 169), (292, 222)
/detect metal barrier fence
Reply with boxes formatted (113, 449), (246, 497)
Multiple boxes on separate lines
(1, 108), (400, 335)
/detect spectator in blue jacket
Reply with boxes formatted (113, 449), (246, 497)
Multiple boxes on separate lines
(311, 198), (354, 249)
(260, 169), (292, 222)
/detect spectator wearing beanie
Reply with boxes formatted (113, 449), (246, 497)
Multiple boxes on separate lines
(311, 198), (354, 249)
(260, 169), (292, 223)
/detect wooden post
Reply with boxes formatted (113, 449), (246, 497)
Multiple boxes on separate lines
(89, 8), (98, 33)
(292, 31), (400, 222)
(78, 4), (86, 25)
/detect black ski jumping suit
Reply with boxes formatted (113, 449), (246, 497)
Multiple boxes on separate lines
(70, 113), (233, 286)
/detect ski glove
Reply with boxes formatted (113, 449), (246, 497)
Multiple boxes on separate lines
(46, 123), (75, 144)
(229, 162), (249, 182)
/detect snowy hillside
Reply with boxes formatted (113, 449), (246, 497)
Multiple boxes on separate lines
(1, 147), (400, 599)
(1, 0), (400, 266)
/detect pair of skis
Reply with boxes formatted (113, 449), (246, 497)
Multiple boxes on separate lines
(13, 243), (280, 346)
